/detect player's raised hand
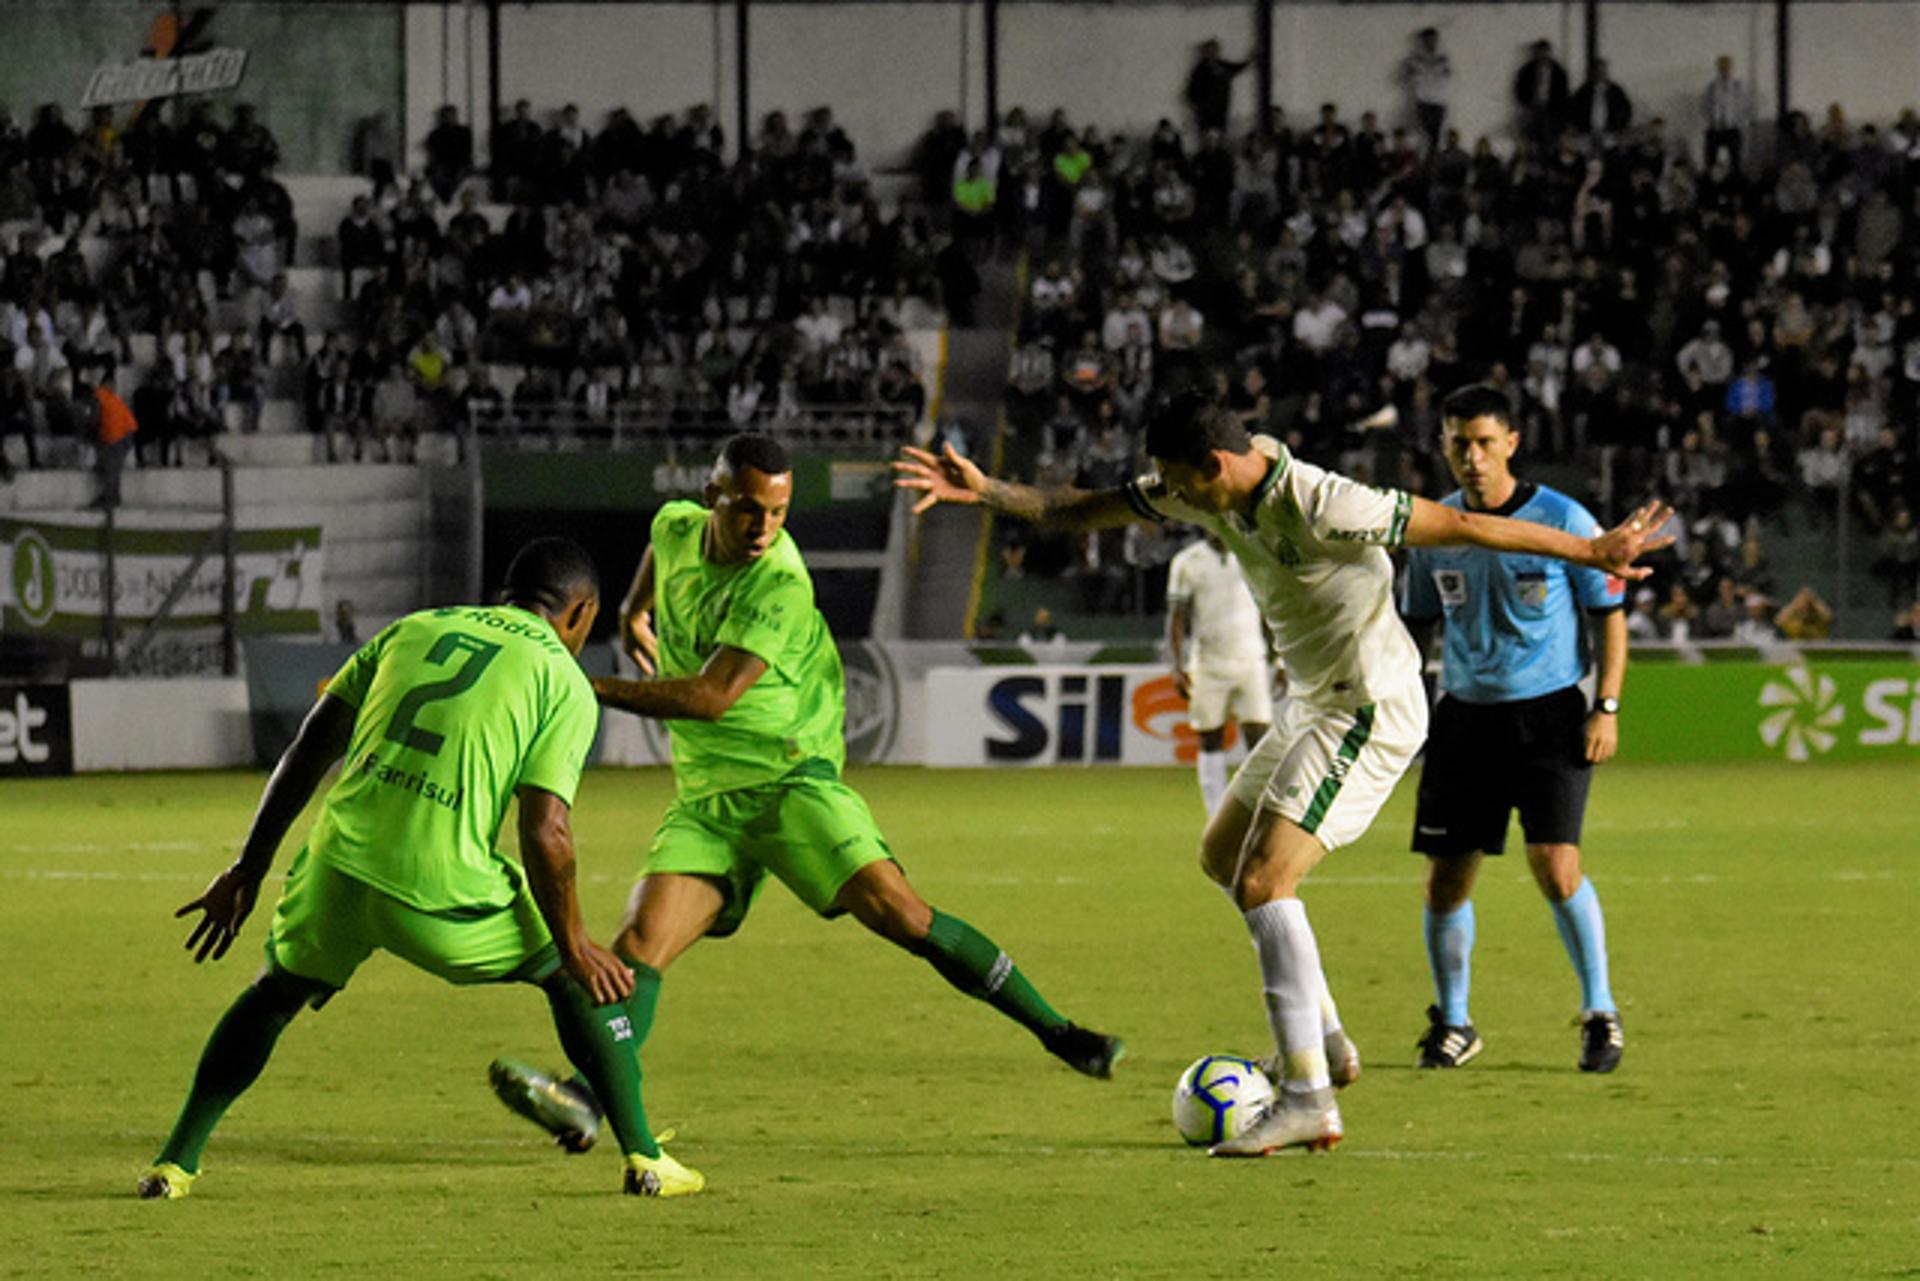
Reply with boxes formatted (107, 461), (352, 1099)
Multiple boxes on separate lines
(565, 939), (636, 1006)
(622, 606), (658, 676)
(894, 443), (987, 514)
(1589, 500), (1676, 579)
(175, 863), (264, 963)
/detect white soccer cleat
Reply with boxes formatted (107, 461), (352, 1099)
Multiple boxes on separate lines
(1208, 1093), (1343, 1157)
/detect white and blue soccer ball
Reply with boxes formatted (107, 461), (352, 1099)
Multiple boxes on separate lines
(1171, 1055), (1276, 1146)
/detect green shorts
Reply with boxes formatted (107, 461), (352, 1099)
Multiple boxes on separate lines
(643, 769), (893, 938)
(263, 845), (560, 999)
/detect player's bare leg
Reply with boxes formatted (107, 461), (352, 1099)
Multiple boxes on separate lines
(1195, 726), (1232, 814)
(835, 860), (1124, 1079)
(1212, 812), (1344, 1156)
(1204, 799), (1359, 1091)
(1527, 842), (1622, 1072)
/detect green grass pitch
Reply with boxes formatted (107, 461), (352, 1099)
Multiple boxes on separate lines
(2, 762), (1915, 1277)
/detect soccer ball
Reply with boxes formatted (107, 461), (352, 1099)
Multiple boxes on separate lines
(1171, 1055), (1276, 1146)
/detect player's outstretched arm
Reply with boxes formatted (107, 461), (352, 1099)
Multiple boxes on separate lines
(593, 645), (769, 722)
(176, 693), (356, 962)
(619, 546), (658, 675)
(893, 442), (1141, 530)
(516, 785), (633, 1006)
(1405, 497), (1675, 579)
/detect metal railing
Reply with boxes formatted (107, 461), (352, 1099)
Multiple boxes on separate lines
(464, 401), (916, 457)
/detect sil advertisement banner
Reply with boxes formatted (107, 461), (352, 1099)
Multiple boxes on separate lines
(1617, 660), (1920, 764)
(922, 664), (1257, 767)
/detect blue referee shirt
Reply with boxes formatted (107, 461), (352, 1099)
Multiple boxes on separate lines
(1401, 482), (1624, 704)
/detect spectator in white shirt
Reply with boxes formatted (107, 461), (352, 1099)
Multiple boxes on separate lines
(1675, 319), (1734, 387)
(1571, 332), (1622, 385)
(1386, 323), (1431, 384)
(1703, 55), (1751, 170)
(1292, 290), (1347, 354)
(794, 296), (844, 353)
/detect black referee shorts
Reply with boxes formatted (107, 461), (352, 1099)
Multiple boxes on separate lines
(1411, 685), (1593, 857)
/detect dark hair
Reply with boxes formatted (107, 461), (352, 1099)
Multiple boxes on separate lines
(1145, 388), (1251, 467)
(716, 431), (792, 479)
(1439, 383), (1516, 430)
(501, 537), (600, 614)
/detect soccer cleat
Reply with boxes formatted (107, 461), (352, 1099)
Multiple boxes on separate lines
(136, 1162), (195, 1200)
(489, 1058), (602, 1153)
(1416, 1004), (1484, 1069)
(1043, 1022), (1126, 1079)
(1257, 1028), (1363, 1091)
(1209, 1093), (1343, 1157)
(1578, 1010), (1624, 1074)
(1325, 1027), (1362, 1088)
(623, 1140), (706, 1198)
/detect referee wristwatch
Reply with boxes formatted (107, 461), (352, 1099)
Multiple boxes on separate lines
(1594, 696), (1621, 716)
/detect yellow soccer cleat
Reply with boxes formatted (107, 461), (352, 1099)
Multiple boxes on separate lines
(623, 1135), (705, 1198)
(136, 1162), (196, 1200)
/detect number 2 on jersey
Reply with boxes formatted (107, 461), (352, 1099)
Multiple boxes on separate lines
(384, 632), (501, 756)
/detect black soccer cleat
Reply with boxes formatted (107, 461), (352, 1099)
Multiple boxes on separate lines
(1415, 1004), (1484, 1069)
(1044, 1022), (1126, 1079)
(1578, 1010), (1624, 1073)
(489, 1058), (603, 1153)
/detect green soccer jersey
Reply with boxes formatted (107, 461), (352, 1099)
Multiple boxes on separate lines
(311, 605), (600, 912)
(649, 500), (845, 798)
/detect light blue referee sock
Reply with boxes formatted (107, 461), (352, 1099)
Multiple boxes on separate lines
(1423, 902), (1475, 1027)
(1550, 879), (1615, 1013)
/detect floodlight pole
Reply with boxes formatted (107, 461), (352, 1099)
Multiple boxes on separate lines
(736, 0), (750, 162)
(984, 0), (999, 132)
(1775, 0), (1791, 137)
(220, 456), (237, 677)
(1254, 0), (1273, 134)
(101, 505), (119, 672)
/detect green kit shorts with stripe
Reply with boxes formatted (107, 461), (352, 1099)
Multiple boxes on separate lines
(1226, 667), (1428, 853)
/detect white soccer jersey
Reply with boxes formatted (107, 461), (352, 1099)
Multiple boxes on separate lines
(1167, 539), (1267, 675)
(1126, 437), (1421, 707)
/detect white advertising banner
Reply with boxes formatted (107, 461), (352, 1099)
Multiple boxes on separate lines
(923, 664), (1216, 768)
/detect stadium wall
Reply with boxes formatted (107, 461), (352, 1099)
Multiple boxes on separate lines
(69, 676), (252, 771)
(445, 2), (1920, 173)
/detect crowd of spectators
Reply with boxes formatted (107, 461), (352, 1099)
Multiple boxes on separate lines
(0, 95), (943, 476)
(943, 38), (1920, 629)
(0, 99), (295, 476)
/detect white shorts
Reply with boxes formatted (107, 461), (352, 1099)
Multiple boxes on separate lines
(1224, 671), (1429, 853)
(1187, 662), (1274, 733)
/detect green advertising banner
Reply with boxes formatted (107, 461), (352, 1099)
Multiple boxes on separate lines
(1620, 660), (1920, 763)
(1, 516), (323, 636)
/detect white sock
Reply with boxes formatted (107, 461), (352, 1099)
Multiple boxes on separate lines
(1243, 898), (1332, 1094)
(1318, 981), (1344, 1038)
(1197, 749), (1228, 815)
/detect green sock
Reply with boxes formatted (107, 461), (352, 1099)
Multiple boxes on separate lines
(916, 909), (1069, 1038)
(542, 962), (662, 1160)
(156, 982), (298, 1174)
